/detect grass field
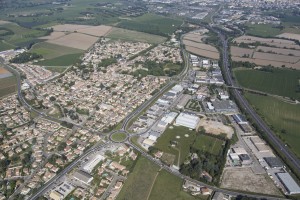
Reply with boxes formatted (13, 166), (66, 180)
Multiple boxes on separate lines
(245, 92), (300, 158)
(154, 126), (197, 165)
(30, 42), (83, 59)
(116, 156), (160, 200)
(111, 132), (127, 142)
(234, 68), (300, 100)
(0, 76), (16, 98)
(107, 27), (166, 44)
(35, 53), (82, 66)
(245, 24), (282, 37)
(117, 13), (182, 36)
(192, 134), (224, 155)
(0, 22), (47, 47)
(148, 170), (208, 200)
(0, 40), (15, 51)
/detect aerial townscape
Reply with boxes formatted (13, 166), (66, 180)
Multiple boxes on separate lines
(1, 0), (300, 200)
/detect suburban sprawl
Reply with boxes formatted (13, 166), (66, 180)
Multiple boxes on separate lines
(1, 0), (300, 200)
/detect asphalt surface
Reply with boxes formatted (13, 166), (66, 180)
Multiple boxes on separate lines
(215, 32), (300, 173)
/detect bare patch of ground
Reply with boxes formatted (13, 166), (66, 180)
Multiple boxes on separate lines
(39, 32), (66, 40)
(186, 46), (220, 60)
(47, 33), (99, 50)
(77, 25), (112, 37)
(199, 118), (233, 139)
(221, 167), (282, 196)
(231, 46), (254, 58)
(277, 33), (300, 42)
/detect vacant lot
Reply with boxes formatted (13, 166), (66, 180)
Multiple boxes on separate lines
(234, 68), (300, 100)
(31, 42), (83, 59)
(107, 27), (166, 44)
(277, 32), (300, 42)
(184, 33), (207, 43)
(149, 170), (208, 200)
(47, 33), (98, 50)
(154, 126), (197, 165)
(183, 39), (218, 53)
(116, 156), (160, 200)
(221, 168), (282, 196)
(199, 119), (233, 139)
(245, 93), (300, 158)
(186, 46), (220, 60)
(253, 52), (300, 64)
(192, 134), (224, 155)
(230, 46), (254, 58)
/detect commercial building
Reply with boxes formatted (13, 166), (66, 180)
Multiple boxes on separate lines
(276, 172), (300, 194)
(212, 100), (238, 113)
(264, 157), (284, 169)
(73, 170), (93, 185)
(161, 112), (178, 124)
(83, 154), (105, 173)
(232, 114), (248, 124)
(174, 113), (200, 129)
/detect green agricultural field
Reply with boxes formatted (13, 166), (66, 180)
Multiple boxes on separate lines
(117, 13), (183, 36)
(116, 156), (160, 200)
(107, 28), (166, 44)
(245, 23), (282, 37)
(0, 22), (48, 47)
(234, 68), (300, 100)
(30, 42), (83, 59)
(0, 76), (17, 98)
(35, 53), (82, 66)
(0, 40), (14, 51)
(149, 170), (208, 200)
(154, 126), (197, 165)
(192, 134), (224, 155)
(245, 92), (300, 158)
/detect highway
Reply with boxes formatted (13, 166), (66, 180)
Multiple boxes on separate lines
(0, 38), (290, 200)
(215, 31), (300, 174)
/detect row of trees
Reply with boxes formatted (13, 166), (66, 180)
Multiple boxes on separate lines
(10, 52), (42, 63)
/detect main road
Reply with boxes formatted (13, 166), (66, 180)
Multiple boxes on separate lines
(215, 31), (300, 173)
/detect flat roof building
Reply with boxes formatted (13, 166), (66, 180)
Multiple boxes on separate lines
(212, 100), (238, 113)
(174, 113), (200, 129)
(83, 154), (104, 173)
(73, 170), (93, 185)
(276, 172), (300, 194)
(232, 114), (248, 124)
(264, 157), (284, 169)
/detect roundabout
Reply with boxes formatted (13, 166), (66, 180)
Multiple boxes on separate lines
(110, 132), (128, 143)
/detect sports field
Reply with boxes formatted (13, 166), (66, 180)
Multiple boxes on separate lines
(154, 126), (197, 165)
(234, 68), (300, 100)
(107, 27), (166, 44)
(192, 134), (224, 155)
(245, 92), (300, 158)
